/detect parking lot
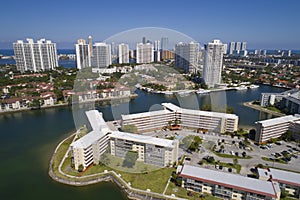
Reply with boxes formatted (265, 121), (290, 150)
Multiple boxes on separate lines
(142, 128), (300, 175)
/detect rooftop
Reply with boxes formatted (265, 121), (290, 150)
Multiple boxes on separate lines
(256, 115), (300, 127)
(162, 102), (238, 119)
(86, 110), (109, 131)
(179, 165), (277, 198)
(121, 109), (172, 121)
(71, 130), (108, 149)
(109, 131), (177, 148)
(257, 168), (300, 187)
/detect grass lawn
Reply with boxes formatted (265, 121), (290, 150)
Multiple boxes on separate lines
(265, 106), (284, 113)
(52, 135), (75, 179)
(118, 167), (174, 193)
(104, 154), (160, 173)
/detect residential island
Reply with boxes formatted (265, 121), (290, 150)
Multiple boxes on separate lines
(1, 36), (299, 200)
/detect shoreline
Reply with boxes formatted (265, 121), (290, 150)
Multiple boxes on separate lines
(243, 101), (286, 117)
(0, 94), (137, 115)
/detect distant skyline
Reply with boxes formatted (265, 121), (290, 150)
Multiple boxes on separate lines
(1, 0), (300, 49)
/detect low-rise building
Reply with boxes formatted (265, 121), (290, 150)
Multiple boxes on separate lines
(71, 110), (111, 170)
(121, 103), (238, 134)
(257, 168), (300, 198)
(255, 115), (300, 143)
(110, 131), (178, 167)
(178, 165), (280, 200)
(71, 110), (179, 170)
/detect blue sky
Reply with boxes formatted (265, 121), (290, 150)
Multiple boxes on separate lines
(1, 0), (300, 49)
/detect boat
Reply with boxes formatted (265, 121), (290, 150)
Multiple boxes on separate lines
(196, 89), (211, 95)
(249, 84), (259, 89)
(235, 85), (248, 90)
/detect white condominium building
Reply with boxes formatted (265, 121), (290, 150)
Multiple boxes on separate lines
(203, 40), (225, 88)
(121, 109), (174, 133)
(162, 103), (238, 133)
(71, 110), (179, 170)
(110, 131), (178, 167)
(178, 165), (280, 200)
(71, 110), (110, 170)
(13, 38), (58, 73)
(136, 43), (154, 64)
(75, 39), (91, 69)
(92, 43), (112, 68)
(121, 103), (238, 133)
(174, 42), (199, 73)
(255, 115), (300, 143)
(118, 43), (129, 64)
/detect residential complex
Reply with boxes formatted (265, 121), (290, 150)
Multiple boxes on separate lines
(178, 165), (280, 200)
(257, 168), (300, 198)
(71, 110), (179, 170)
(260, 89), (300, 113)
(110, 131), (178, 167)
(118, 43), (129, 64)
(228, 41), (247, 55)
(136, 43), (154, 64)
(255, 115), (300, 143)
(92, 43), (112, 69)
(121, 103), (238, 133)
(203, 40), (225, 88)
(174, 42), (199, 73)
(13, 38), (58, 72)
(75, 39), (91, 69)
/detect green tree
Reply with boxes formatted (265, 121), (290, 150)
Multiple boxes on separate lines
(207, 156), (215, 163)
(121, 124), (138, 133)
(123, 151), (138, 168)
(78, 164), (84, 172)
(181, 135), (202, 151)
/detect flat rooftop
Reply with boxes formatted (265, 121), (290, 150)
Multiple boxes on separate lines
(179, 165), (277, 198)
(109, 131), (177, 148)
(257, 168), (300, 187)
(121, 109), (172, 121)
(256, 115), (299, 127)
(71, 130), (108, 149)
(86, 110), (109, 131)
(162, 102), (238, 119)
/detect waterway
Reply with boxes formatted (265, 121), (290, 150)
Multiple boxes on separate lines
(0, 85), (286, 200)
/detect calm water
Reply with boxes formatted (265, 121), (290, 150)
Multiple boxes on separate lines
(0, 85), (286, 200)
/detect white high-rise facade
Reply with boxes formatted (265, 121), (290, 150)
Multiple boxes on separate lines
(118, 43), (129, 64)
(229, 42), (235, 54)
(241, 42), (247, 51)
(92, 43), (111, 68)
(13, 38), (58, 73)
(235, 42), (241, 52)
(174, 42), (199, 73)
(228, 41), (247, 55)
(75, 39), (91, 69)
(136, 43), (154, 64)
(154, 40), (161, 62)
(203, 40), (225, 88)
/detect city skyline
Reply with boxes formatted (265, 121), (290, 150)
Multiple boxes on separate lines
(1, 0), (300, 49)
